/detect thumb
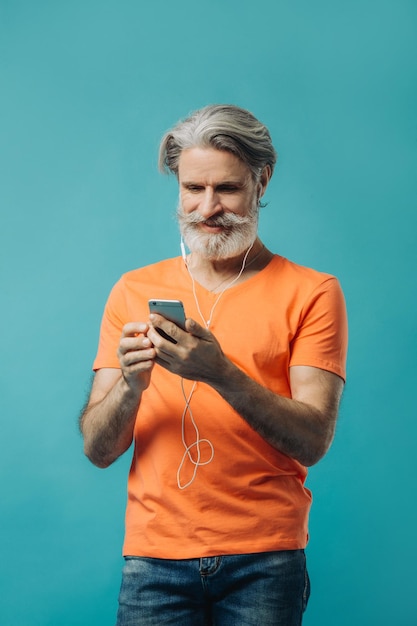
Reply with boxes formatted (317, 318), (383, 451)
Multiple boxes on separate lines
(185, 318), (210, 338)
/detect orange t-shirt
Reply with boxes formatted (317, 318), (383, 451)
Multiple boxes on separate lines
(93, 255), (348, 559)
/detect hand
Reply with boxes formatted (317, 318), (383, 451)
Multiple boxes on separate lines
(147, 315), (227, 383)
(117, 322), (156, 392)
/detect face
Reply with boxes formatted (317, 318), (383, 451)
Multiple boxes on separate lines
(177, 147), (262, 261)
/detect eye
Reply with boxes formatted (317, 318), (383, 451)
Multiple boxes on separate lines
(185, 185), (204, 193)
(217, 185), (239, 193)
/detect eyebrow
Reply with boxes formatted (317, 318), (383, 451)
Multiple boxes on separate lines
(181, 180), (247, 189)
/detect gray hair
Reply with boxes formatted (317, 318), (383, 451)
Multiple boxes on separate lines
(158, 104), (277, 181)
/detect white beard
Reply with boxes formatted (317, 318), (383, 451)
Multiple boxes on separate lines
(177, 198), (259, 261)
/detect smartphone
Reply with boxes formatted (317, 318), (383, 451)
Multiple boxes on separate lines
(148, 299), (186, 331)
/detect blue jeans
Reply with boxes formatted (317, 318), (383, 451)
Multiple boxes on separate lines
(116, 550), (310, 625)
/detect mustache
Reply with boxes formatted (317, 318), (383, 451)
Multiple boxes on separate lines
(177, 208), (255, 228)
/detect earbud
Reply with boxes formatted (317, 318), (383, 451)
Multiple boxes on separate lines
(180, 238), (187, 263)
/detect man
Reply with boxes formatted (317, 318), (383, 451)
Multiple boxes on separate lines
(80, 104), (348, 625)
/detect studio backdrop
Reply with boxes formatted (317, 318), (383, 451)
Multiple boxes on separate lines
(1, 1), (416, 625)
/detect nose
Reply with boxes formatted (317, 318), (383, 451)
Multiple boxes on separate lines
(198, 187), (222, 219)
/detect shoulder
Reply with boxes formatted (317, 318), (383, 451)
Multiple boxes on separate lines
(268, 254), (340, 295)
(118, 256), (183, 287)
(103, 257), (183, 309)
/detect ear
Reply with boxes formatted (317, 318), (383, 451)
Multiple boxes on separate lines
(257, 165), (272, 199)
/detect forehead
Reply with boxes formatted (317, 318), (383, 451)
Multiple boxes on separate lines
(178, 147), (251, 183)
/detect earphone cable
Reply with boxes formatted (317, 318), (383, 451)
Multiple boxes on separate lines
(177, 242), (255, 488)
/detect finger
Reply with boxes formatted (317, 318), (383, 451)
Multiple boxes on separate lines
(185, 318), (211, 339)
(118, 335), (152, 356)
(122, 348), (155, 368)
(121, 322), (149, 338)
(148, 316), (185, 345)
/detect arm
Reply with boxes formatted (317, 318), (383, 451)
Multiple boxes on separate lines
(79, 322), (156, 468)
(210, 360), (344, 467)
(148, 316), (344, 467)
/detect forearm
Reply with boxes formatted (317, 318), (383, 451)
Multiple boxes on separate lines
(80, 376), (142, 468)
(210, 361), (337, 467)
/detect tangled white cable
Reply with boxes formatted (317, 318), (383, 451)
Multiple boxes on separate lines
(176, 380), (215, 490)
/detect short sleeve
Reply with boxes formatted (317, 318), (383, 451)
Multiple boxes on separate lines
(289, 277), (348, 381)
(92, 278), (127, 370)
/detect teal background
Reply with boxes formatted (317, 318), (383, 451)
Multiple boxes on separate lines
(1, 0), (416, 624)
